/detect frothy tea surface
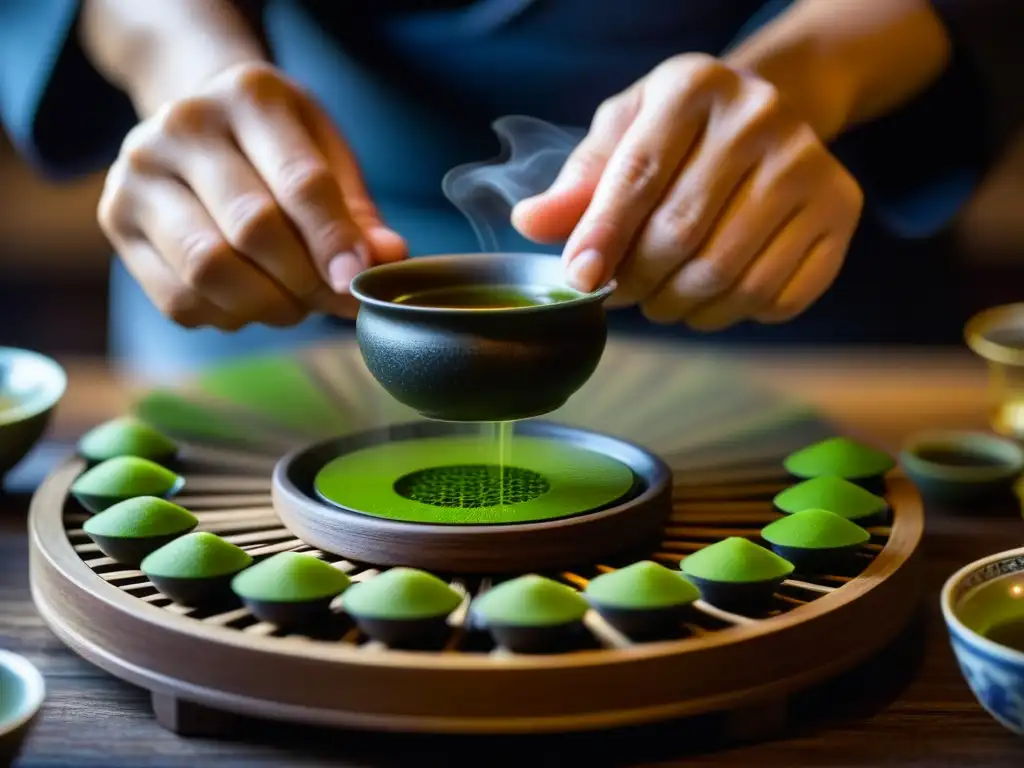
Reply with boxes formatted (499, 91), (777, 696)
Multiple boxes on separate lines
(392, 284), (581, 309)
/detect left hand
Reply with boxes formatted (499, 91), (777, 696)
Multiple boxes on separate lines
(512, 53), (864, 330)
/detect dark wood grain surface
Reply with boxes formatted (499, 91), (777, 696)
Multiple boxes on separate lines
(4, 354), (1024, 767)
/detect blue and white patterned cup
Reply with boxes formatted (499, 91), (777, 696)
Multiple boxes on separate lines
(941, 546), (1024, 735)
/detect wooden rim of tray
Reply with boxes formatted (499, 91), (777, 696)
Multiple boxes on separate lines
(29, 456), (924, 734)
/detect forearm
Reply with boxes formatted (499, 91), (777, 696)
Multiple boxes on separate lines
(79, 0), (268, 117)
(727, 0), (953, 142)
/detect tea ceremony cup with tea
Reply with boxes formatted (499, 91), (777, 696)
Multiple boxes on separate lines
(349, 252), (614, 422)
(942, 545), (1024, 736)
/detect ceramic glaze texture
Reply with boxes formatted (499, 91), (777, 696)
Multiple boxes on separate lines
(349, 253), (613, 422)
(945, 554), (1024, 735)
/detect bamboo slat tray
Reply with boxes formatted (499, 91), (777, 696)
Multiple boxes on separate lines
(28, 338), (924, 739)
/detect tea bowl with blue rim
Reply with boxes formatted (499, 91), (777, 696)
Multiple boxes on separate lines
(941, 545), (1024, 736)
(0, 348), (66, 484)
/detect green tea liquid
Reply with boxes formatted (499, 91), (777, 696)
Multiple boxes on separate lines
(985, 614), (1024, 653)
(393, 284), (580, 309)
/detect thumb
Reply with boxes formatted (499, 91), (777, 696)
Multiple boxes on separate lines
(297, 92), (408, 267)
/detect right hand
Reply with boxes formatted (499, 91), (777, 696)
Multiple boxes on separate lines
(98, 62), (406, 331)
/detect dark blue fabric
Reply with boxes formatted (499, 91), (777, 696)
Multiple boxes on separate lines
(0, 0), (1006, 371)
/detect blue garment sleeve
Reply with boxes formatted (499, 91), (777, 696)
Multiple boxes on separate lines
(0, 0), (137, 179)
(733, 0), (1018, 240)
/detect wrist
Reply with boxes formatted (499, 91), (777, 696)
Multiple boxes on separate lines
(725, 28), (858, 142)
(80, 0), (269, 117)
(130, 40), (267, 116)
(725, 0), (952, 142)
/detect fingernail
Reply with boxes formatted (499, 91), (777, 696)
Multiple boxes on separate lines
(327, 252), (362, 293)
(566, 248), (603, 291)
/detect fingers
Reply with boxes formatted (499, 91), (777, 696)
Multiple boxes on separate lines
(171, 133), (354, 317)
(618, 80), (796, 307)
(640, 184), (858, 329)
(634, 129), (811, 319)
(754, 235), (850, 325)
(225, 80), (367, 295)
(557, 78), (717, 292)
(130, 175), (307, 327)
(668, 207), (826, 330)
(295, 90), (407, 265)
(116, 239), (246, 331)
(511, 86), (640, 245)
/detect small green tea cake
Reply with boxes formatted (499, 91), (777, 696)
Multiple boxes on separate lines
(761, 508), (870, 572)
(231, 552), (351, 629)
(681, 537), (794, 613)
(77, 417), (178, 465)
(773, 476), (888, 523)
(472, 574), (590, 653)
(341, 567), (463, 648)
(70, 456), (184, 514)
(141, 531), (253, 606)
(82, 496), (198, 566)
(784, 437), (895, 493)
(584, 561), (700, 638)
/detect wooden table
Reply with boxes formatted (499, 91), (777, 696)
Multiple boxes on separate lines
(4, 350), (1024, 767)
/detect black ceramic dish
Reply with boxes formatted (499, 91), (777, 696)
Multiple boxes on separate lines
(88, 531), (193, 569)
(682, 576), (785, 614)
(243, 596), (341, 632)
(349, 253), (615, 422)
(350, 615), (453, 649)
(482, 621), (588, 654)
(146, 573), (242, 608)
(900, 430), (1024, 505)
(766, 543), (863, 574)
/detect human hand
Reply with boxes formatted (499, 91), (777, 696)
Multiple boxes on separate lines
(512, 54), (863, 330)
(98, 62), (406, 331)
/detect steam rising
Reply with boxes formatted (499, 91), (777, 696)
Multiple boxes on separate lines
(442, 115), (584, 251)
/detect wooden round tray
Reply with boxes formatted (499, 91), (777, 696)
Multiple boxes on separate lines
(28, 339), (925, 738)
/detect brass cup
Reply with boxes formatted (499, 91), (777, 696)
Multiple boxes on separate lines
(965, 304), (1024, 439)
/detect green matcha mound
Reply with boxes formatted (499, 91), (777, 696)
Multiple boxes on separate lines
(82, 496), (197, 540)
(78, 417), (178, 463)
(341, 567), (462, 620)
(141, 531), (253, 580)
(761, 509), (870, 550)
(784, 437), (895, 480)
(585, 561), (700, 610)
(773, 476), (887, 521)
(472, 574), (589, 627)
(232, 552), (351, 603)
(71, 456), (183, 500)
(681, 537), (795, 584)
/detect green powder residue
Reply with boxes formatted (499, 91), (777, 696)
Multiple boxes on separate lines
(681, 537), (795, 584)
(314, 435), (633, 525)
(585, 560), (700, 610)
(78, 417), (178, 463)
(761, 509), (870, 550)
(341, 567), (462, 620)
(472, 574), (589, 627)
(141, 531), (253, 579)
(82, 496), (197, 540)
(196, 355), (348, 435)
(773, 476), (887, 521)
(784, 437), (895, 480)
(231, 552), (351, 603)
(71, 456), (183, 499)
